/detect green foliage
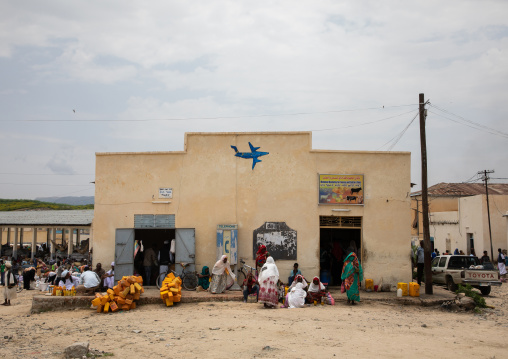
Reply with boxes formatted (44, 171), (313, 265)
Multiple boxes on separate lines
(0, 199), (93, 211)
(456, 284), (487, 308)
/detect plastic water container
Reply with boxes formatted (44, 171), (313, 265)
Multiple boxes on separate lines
(397, 282), (409, 296)
(39, 282), (49, 292)
(397, 288), (402, 297)
(320, 270), (331, 285)
(365, 279), (374, 291)
(409, 282), (420, 297)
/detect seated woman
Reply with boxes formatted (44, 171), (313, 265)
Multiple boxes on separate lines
(307, 277), (327, 304)
(197, 266), (211, 291)
(287, 282), (306, 308)
(289, 274), (308, 290)
(210, 255), (235, 294)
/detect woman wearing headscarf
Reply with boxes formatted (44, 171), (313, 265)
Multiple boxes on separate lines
(289, 274), (308, 290)
(210, 255), (235, 294)
(307, 277), (327, 303)
(287, 282), (307, 308)
(341, 252), (363, 305)
(2, 262), (17, 306)
(197, 266), (211, 291)
(58, 270), (80, 290)
(255, 244), (269, 272)
(258, 256), (279, 308)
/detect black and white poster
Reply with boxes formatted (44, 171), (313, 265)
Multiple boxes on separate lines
(253, 222), (297, 260)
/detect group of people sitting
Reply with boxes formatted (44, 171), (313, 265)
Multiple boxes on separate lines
(202, 245), (364, 309)
(48, 261), (115, 295)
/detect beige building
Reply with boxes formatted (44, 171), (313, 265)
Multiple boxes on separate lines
(94, 132), (412, 286)
(411, 183), (508, 256)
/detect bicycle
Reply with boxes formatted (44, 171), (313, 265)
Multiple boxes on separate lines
(235, 259), (258, 287)
(156, 263), (199, 291)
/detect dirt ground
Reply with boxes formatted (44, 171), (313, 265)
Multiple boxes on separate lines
(1, 284), (507, 359)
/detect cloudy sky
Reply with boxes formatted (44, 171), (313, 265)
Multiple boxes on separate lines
(1, 1), (507, 199)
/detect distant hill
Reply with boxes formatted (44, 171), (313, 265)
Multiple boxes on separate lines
(0, 199), (94, 211)
(35, 196), (95, 206)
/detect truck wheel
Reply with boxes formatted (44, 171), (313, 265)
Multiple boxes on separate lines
(479, 286), (491, 296)
(446, 277), (457, 292)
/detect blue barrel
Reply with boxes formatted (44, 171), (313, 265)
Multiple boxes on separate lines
(320, 270), (331, 285)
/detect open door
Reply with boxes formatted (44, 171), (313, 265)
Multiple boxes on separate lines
(115, 229), (135, 281)
(175, 228), (196, 273)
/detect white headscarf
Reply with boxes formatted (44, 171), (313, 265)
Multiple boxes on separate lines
(288, 282), (306, 308)
(289, 275), (308, 290)
(259, 256), (279, 283)
(212, 255), (236, 280)
(308, 277), (326, 293)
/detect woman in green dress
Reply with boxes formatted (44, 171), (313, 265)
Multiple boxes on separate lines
(341, 252), (363, 305)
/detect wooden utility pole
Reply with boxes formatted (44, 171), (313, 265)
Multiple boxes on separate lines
(419, 93), (433, 294)
(479, 170), (495, 262)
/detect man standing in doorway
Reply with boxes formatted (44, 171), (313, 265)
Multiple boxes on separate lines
(416, 241), (425, 286)
(143, 245), (156, 286)
(158, 240), (172, 286)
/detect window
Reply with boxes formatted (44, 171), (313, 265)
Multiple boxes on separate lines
(438, 257), (447, 267)
(431, 257), (439, 267)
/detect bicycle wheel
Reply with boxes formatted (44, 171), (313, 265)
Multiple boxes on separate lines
(236, 270), (246, 288)
(156, 272), (167, 289)
(182, 273), (198, 291)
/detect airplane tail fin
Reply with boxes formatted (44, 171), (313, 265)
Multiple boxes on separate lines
(248, 142), (260, 152)
(252, 157), (262, 170)
(230, 145), (238, 153)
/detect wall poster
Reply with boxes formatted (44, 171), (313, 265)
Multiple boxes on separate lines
(319, 174), (364, 205)
(253, 222), (297, 260)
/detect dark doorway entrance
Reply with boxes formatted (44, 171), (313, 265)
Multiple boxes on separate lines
(134, 228), (175, 285)
(320, 228), (361, 286)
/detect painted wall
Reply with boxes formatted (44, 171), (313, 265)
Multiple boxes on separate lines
(411, 196), (459, 238)
(94, 132), (412, 285)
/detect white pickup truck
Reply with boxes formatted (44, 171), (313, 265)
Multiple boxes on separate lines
(431, 255), (502, 295)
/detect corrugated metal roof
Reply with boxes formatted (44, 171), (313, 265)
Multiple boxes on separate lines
(411, 182), (508, 197)
(0, 210), (94, 226)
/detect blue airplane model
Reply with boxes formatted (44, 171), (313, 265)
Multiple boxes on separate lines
(231, 142), (269, 170)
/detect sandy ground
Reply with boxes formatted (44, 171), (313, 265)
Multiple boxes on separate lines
(1, 284), (507, 359)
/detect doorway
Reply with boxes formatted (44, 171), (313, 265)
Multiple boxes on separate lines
(320, 227), (361, 286)
(134, 229), (175, 285)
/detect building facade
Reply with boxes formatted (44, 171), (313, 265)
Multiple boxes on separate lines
(411, 183), (508, 256)
(94, 132), (412, 285)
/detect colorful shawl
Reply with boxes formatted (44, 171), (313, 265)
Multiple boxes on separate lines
(341, 252), (363, 302)
(256, 245), (268, 268)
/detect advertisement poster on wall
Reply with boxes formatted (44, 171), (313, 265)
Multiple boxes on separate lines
(318, 174), (364, 205)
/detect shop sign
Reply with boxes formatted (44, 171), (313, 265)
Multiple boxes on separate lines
(318, 174), (364, 205)
(159, 188), (173, 199)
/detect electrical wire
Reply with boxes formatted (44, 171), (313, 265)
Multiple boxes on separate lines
(428, 104), (508, 139)
(377, 111), (419, 151)
(310, 108), (417, 132)
(1, 104), (418, 122)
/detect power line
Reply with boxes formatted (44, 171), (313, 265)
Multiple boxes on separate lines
(377, 111), (419, 151)
(1, 104), (418, 122)
(428, 104), (508, 139)
(310, 108), (417, 132)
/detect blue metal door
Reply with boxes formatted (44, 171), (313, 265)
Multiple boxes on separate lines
(115, 229), (135, 281)
(175, 228), (195, 274)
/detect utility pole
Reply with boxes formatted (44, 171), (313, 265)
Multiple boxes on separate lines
(479, 170), (495, 262)
(419, 93), (433, 294)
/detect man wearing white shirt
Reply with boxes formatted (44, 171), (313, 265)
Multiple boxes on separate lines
(76, 266), (100, 294)
(104, 262), (115, 289)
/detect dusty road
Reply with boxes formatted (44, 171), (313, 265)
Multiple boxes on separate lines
(1, 285), (507, 359)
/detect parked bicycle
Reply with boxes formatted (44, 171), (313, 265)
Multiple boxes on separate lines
(156, 262), (199, 291)
(235, 259), (258, 286)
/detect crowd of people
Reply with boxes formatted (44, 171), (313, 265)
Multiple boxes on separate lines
(0, 255), (116, 305)
(199, 244), (364, 309)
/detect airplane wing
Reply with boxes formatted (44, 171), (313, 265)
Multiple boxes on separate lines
(252, 157), (261, 170)
(248, 142), (261, 152)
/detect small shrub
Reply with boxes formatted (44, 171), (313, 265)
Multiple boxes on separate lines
(456, 284), (487, 308)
